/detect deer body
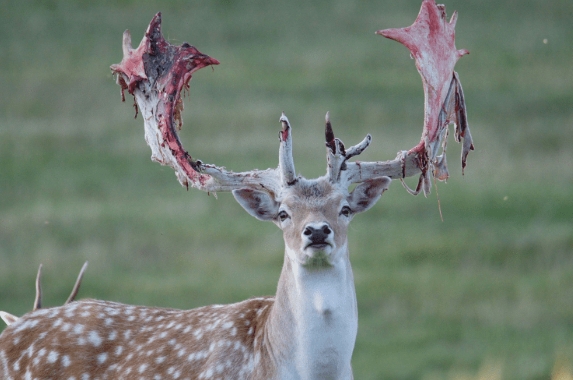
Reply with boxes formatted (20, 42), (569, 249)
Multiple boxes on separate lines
(0, 298), (276, 379)
(1, 2), (474, 378)
(0, 177), (386, 380)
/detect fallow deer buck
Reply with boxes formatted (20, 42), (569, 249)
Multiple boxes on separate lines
(0, 1), (473, 379)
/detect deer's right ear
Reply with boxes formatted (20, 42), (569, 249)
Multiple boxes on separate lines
(232, 189), (279, 221)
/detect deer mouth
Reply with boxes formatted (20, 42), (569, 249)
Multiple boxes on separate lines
(305, 242), (331, 250)
(304, 242), (334, 258)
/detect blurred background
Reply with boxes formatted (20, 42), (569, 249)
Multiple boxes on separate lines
(0, 0), (572, 378)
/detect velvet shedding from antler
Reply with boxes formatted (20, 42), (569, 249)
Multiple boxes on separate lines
(111, 1), (473, 198)
(111, 13), (300, 195)
(377, 0), (474, 195)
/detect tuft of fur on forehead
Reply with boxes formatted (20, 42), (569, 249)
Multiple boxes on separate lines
(289, 177), (340, 199)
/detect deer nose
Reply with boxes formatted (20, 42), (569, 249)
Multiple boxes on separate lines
(303, 223), (332, 244)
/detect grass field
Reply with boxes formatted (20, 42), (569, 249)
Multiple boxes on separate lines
(1, 0), (572, 378)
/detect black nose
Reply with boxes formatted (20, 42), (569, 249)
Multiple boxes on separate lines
(303, 224), (332, 244)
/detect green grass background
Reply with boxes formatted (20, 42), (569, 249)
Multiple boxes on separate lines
(1, 0), (572, 378)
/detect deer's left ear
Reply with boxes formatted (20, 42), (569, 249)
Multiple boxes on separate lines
(233, 189), (279, 221)
(347, 177), (391, 214)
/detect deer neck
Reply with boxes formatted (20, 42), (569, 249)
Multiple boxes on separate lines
(266, 245), (358, 379)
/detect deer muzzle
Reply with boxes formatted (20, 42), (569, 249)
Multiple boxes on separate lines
(302, 222), (334, 256)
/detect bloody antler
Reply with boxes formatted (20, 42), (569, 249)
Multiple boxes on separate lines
(111, 13), (295, 195)
(112, 3), (472, 198)
(375, 0), (474, 195)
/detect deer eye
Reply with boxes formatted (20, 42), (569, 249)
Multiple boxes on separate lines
(277, 210), (290, 222)
(340, 206), (352, 217)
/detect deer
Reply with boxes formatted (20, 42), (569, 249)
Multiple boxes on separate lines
(0, 1), (473, 379)
(0, 263), (89, 328)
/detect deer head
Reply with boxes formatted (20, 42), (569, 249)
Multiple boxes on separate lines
(228, 112), (390, 269)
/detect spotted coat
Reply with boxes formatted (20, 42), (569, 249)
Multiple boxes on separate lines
(0, 297), (274, 380)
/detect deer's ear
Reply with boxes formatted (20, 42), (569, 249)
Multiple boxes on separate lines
(0, 311), (19, 326)
(233, 189), (279, 221)
(347, 177), (391, 214)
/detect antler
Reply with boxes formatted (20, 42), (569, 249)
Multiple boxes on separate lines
(113, 2), (472, 197)
(33, 262), (89, 311)
(111, 13), (296, 196)
(325, 0), (473, 194)
(374, 0), (473, 195)
(0, 262), (89, 327)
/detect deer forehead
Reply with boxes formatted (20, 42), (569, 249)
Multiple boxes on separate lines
(281, 179), (346, 219)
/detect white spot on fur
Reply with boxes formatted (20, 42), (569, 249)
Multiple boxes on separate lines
(222, 321), (233, 329)
(88, 331), (102, 346)
(14, 319), (39, 333)
(73, 324), (84, 334)
(97, 353), (107, 364)
(47, 350), (59, 363)
(33, 309), (50, 316)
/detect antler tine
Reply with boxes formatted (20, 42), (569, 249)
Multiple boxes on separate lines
(325, 112), (376, 185)
(279, 113), (297, 186)
(325, 112), (346, 183)
(65, 262), (89, 305)
(33, 264), (43, 311)
(112, 13), (284, 196)
(345, 134), (372, 160)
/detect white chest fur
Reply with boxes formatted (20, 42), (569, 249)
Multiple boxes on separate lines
(282, 255), (358, 379)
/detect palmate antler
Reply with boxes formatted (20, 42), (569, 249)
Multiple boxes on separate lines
(377, 0), (474, 194)
(111, 1), (473, 197)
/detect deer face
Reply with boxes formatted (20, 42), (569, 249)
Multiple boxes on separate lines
(233, 176), (391, 266)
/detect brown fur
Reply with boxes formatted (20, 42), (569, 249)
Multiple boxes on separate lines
(0, 298), (275, 379)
